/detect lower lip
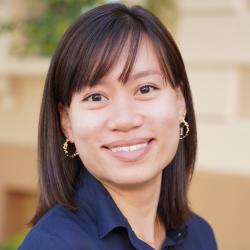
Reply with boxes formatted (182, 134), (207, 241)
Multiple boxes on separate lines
(103, 139), (154, 162)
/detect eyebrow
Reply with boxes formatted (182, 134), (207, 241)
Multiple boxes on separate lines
(129, 70), (163, 80)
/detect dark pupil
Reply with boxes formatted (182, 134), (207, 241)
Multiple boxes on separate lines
(141, 86), (150, 94)
(92, 94), (102, 101)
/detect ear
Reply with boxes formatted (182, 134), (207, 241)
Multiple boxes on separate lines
(58, 103), (73, 141)
(175, 84), (187, 122)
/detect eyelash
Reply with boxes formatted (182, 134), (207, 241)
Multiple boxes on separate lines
(137, 84), (159, 95)
(83, 84), (159, 102)
(83, 93), (107, 102)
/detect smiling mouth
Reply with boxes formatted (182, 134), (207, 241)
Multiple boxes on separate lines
(109, 142), (148, 153)
(103, 139), (154, 162)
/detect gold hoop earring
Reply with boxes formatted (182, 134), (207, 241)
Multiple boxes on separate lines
(180, 118), (190, 139)
(63, 138), (78, 158)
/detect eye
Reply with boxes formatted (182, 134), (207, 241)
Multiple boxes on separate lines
(137, 84), (159, 95)
(83, 93), (108, 102)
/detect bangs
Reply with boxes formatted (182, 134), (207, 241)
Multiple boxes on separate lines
(80, 23), (143, 88)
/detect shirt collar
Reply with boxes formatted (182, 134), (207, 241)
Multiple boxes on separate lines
(75, 168), (129, 239)
(75, 168), (188, 246)
(163, 225), (188, 247)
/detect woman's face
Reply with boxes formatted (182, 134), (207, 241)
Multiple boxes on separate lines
(60, 37), (186, 189)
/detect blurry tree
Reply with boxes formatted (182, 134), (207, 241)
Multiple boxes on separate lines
(0, 0), (105, 57)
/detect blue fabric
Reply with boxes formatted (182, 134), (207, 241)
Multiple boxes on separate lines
(19, 169), (217, 250)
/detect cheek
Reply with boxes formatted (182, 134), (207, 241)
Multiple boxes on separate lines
(156, 108), (179, 141)
(70, 112), (105, 142)
(147, 99), (180, 161)
(70, 112), (106, 170)
(160, 114), (180, 163)
(146, 96), (180, 130)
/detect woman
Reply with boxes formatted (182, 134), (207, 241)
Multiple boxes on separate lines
(19, 3), (217, 250)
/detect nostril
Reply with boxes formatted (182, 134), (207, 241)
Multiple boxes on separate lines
(106, 113), (144, 132)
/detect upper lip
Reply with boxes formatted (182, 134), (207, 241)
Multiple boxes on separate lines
(103, 138), (153, 149)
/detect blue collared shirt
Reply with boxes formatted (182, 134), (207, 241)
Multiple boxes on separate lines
(19, 169), (217, 250)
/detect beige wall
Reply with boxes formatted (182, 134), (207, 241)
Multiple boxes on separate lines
(0, 0), (250, 249)
(0, 146), (37, 240)
(189, 171), (250, 250)
(177, 0), (250, 176)
(176, 1), (250, 249)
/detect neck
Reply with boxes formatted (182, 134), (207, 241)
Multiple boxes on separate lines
(102, 172), (165, 249)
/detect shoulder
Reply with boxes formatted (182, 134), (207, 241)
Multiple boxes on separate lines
(187, 213), (215, 234)
(185, 212), (218, 249)
(18, 205), (98, 250)
(18, 228), (71, 250)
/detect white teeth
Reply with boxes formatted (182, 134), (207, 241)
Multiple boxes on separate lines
(110, 142), (148, 153)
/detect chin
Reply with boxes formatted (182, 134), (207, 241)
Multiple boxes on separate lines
(106, 167), (162, 189)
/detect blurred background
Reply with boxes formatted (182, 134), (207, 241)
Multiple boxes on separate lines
(0, 0), (249, 249)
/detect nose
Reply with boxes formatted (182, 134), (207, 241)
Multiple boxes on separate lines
(107, 95), (143, 132)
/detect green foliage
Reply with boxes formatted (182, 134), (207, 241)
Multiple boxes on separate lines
(23, 0), (105, 56)
(0, 231), (27, 250)
(1, 0), (104, 57)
